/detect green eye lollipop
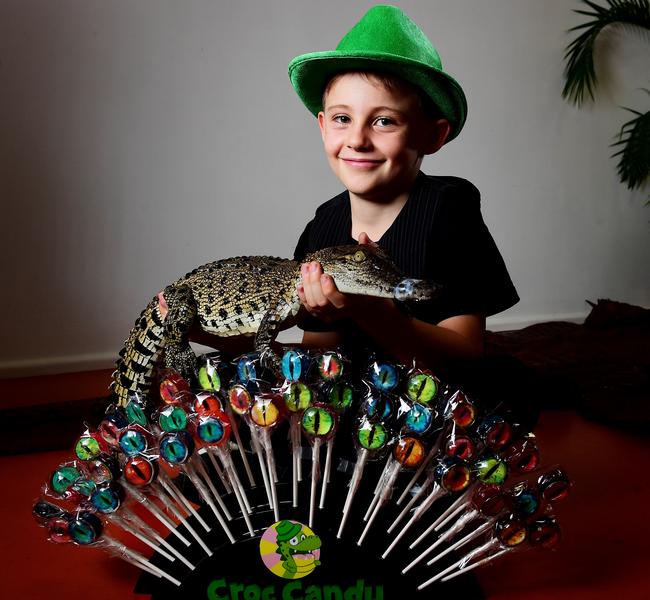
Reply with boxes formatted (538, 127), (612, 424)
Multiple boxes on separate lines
(407, 372), (438, 404)
(301, 406), (336, 437)
(283, 382), (312, 412)
(357, 420), (389, 451)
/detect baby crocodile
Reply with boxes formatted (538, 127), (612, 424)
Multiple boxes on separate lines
(111, 244), (438, 406)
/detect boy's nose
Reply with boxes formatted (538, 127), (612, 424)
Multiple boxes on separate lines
(346, 124), (372, 151)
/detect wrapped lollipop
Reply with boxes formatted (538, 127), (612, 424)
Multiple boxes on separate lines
(192, 404), (255, 537)
(419, 513), (530, 589)
(388, 418), (469, 535)
(337, 416), (391, 538)
(199, 353), (257, 487)
(280, 349), (314, 507)
(393, 370), (447, 507)
(402, 484), (511, 573)
(301, 403), (338, 528)
(158, 429), (235, 544)
(358, 434), (427, 545)
(423, 466), (571, 571)
(87, 480), (194, 570)
(382, 454), (473, 556)
(440, 516), (562, 584)
(33, 501), (181, 586)
(249, 391), (285, 521)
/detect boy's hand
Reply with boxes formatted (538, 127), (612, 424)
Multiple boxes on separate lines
(297, 232), (387, 322)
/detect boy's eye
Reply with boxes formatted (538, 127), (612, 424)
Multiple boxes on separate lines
(333, 115), (350, 124)
(374, 117), (395, 127)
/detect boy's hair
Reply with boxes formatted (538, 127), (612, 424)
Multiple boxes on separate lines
(322, 70), (443, 121)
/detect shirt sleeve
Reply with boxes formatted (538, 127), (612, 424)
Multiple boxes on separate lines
(426, 181), (519, 321)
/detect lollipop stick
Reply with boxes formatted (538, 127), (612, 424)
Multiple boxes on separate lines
(388, 469), (434, 533)
(227, 405), (256, 487)
(364, 456), (392, 521)
(122, 483), (192, 547)
(309, 437), (322, 528)
(203, 448), (233, 494)
(193, 456), (233, 519)
(382, 483), (443, 558)
(122, 506), (195, 570)
(215, 447), (255, 536)
(157, 479), (216, 555)
(425, 518), (494, 567)
(319, 437), (334, 509)
(409, 511), (477, 550)
(261, 430), (280, 522)
(184, 462), (235, 544)
(337, 448), (368, 539)
(250, 427), (274, 509)
(430, 489), (473, 532)
(103, 534), (182, 586)
(396, 439), (442, 506)
(291, 418), (300, 507)
(441, 547), (510, 583)
(403, 511), (478, 574)
(217, 447), (252, 513)
(358, 460), (400, 546)
(108, 514), (176, 563)
(418, 538), (498, 590)
(157, 474), (212, 533)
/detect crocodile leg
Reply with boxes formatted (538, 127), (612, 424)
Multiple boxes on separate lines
(162, 284), (199, 384)
(254, 302), (288, 374)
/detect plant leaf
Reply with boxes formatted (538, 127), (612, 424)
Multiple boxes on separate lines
(562, 0), (650, 106)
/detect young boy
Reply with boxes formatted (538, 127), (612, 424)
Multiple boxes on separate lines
(289, 5), (519, 375)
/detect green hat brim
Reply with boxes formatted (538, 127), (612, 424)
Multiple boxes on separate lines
(288, 51), (467, 142)
(275, 520), (303, 543)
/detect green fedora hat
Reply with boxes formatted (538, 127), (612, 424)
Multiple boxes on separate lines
(288, 4), (467, 142)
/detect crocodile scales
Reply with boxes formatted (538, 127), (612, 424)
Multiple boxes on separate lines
(111, 244), (438, 406)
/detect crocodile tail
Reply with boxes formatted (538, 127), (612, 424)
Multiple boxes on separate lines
(110, 296), (166, 407)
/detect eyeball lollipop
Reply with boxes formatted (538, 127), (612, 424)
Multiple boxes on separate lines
(302, 405), (337, 528)
(368, 360), (399, 393)
(338, 419), (390, 538)
(283, 382), (313, 507)
(317, 351), (344, 382)
(281, 349), (310, 382)
(406, 371), (439, 405)
(159, 370), (191, 404)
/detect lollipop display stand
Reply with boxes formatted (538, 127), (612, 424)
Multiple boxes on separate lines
(33, 350), (570, 599)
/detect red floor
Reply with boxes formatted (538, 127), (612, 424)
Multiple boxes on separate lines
(3, 394), (650, 598)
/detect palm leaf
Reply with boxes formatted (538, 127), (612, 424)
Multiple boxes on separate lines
(611, 101), (650, 194)
(562, 0), (650, 106)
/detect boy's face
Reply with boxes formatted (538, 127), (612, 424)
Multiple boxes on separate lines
(318, 73), (449, 201)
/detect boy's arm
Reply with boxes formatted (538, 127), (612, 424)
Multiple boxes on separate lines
(297, 258), (485, 367)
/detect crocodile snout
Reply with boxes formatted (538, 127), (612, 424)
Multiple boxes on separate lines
(393, 278), (439, 301)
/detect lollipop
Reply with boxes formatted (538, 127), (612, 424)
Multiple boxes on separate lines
(337, 417), (390, 538)
(249, 392), (284, 521)
(301, 404), (337, 528)
(194, 410), (255, 537)
(382, 455), (472, 557)
(282, 379), (313, 507)
(419, 514), (529, 589)
(358, 435), (427, 545)
(158, 431), (235, 544)
(402, 484), (510, 573)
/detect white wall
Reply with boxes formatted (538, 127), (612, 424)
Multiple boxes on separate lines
(1, 0), (648, 376)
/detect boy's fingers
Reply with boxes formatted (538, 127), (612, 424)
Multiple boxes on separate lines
(157, 291), (168, 319)
(321, 275), (346, 309)
(305, 261), (329, 307)
(358, 231), (379, 248)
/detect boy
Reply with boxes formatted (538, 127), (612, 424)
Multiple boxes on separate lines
(289, 5), (519, 374)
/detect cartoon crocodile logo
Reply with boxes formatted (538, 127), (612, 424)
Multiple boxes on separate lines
(261, 520), (322, 579)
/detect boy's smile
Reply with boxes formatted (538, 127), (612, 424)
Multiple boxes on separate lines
(318, 72), (447, 203)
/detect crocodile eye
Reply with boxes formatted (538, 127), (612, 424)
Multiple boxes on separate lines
(289, 536), (299, 546)
(354, 250), (366, 262)
(300, 533), (306, 541)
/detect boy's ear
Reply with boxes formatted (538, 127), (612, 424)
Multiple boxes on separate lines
(317, 111), (326, 141)
(421, 119), (451, 155)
